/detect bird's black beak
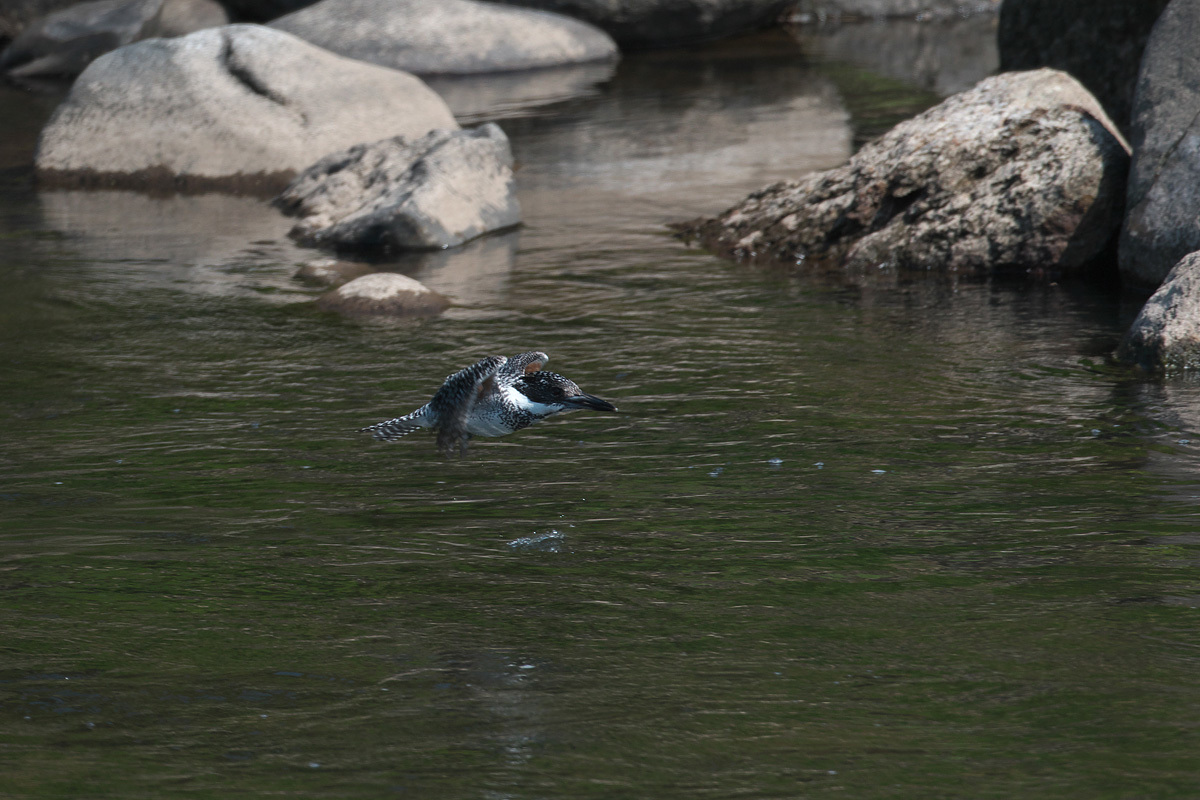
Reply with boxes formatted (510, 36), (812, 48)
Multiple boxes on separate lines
(565, 393), (618, 412)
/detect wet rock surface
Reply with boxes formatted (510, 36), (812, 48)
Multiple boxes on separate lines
(270, 0), (617, 75)
(1118, 0), (1200, 290)
(1118, 252), (1200, 371)
(316, 272), (451, 316)
(676, 69), (1129, 277)
(277, 124), (521, 251)
(998, 0), (1169, 134)
(34, 24), (458, 192)
(491, 0), (792, 48)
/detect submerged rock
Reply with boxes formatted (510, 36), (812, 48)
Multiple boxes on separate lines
(270, 0), (617, 75)
(1119, 0), (1200, 289)
(676, 69), (1129, 277)
(490, 0), (791, 48)
(35, 24), (457, 192)
(276, 124), (521, 251)
(316, 272), (450, 317)
(998, 0), (1169, 134)
(1118, 252), (1200, 371)
(0, 0), (226, 77)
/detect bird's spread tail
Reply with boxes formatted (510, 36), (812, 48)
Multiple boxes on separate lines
(359, 406), (430, 442)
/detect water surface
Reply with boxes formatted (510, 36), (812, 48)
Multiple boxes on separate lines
(4, 25), (1200, 799)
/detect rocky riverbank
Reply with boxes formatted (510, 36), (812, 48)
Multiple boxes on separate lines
(5, 0), (1200, 369)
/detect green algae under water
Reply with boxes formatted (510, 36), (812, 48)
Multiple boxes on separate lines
(4, 27), (1200, 800)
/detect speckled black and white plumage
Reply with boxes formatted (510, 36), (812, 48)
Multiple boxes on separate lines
(359, 351), (617, 456)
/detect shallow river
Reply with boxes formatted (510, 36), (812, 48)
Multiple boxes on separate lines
(4, 21), (1200, 799)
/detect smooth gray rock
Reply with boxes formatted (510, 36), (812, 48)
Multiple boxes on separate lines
(277, 124), (521, 251)
(1119, 0), (1200, 289)
(35, 24), (458, 192)
(998, 0), (1170, 134)
(491, 0), (791, 47)
(270, 0), (617, 75)
(0, 0), (226, 77)
(1118, 252), (1200, 371)
(316, 272), (450, 316)
(676, 69), (1129, 276)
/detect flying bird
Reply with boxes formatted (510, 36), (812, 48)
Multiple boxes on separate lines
(360, 351), (618, 456)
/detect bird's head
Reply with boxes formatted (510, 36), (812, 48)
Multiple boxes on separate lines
(515, 371), (618, 413)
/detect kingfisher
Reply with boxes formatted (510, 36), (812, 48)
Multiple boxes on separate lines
(360, 351), (618, 456)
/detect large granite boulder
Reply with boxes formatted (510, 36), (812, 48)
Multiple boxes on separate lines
(316, 272), (450, 317)
(0, 0), (226, 78)
(276, 123), (520, 251)
(1118, 252), (1200, 371)
(998, 0), (1170, 134)
(675, 69), (1129, 276)
(1119, 0), (1200, 289)
(35, 24), (458, 193)
(491, 0), (791, 48)
(270, 0), (617, 75)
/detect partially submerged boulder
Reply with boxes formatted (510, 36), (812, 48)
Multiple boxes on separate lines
(1118, 252), (1200, 371)
(491, 0), (791, 48)
(1119, 0), (1200, 289)
(35, 24), (458, 193)
(0, 0), (226, 77)
(676, 69), (1129, 276)
(269, 0), (617, 75)
(316, 272), (450, 316)
(276, 123), (521, 251)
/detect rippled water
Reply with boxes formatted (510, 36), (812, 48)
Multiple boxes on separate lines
(5, 23), (1200, 799)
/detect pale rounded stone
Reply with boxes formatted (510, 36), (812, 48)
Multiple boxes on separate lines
(316, 272), (450, 316)
(35, 24), (458, 192)
(270, 0), (617, 75)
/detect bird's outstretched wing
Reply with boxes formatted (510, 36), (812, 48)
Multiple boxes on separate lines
(430, 355), (506, 456)
(497, 351), (549, 385)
